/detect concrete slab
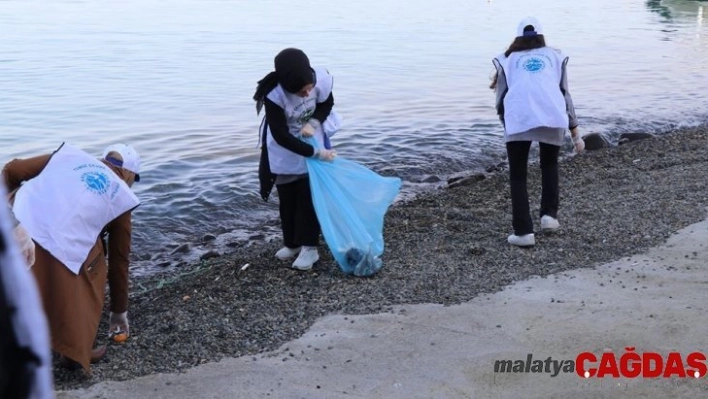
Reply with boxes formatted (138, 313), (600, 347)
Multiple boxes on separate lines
(58, 219), (708, 399)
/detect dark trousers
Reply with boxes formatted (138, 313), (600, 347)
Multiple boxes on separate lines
(506, 141), (560, 235)
(275, 177), (321, 248)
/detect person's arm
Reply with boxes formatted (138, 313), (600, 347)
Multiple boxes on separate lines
(560, 58), (579, 134)
(2, 154), (52, 193)
(1, 155), (47, 268)
(264, 98), (316, 157)
(494, 70), (508, 126)
(106, 210), (132, 314)
(311, 92), (334, 124)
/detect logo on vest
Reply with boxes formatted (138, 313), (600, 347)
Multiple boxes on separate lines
(523, 57), (545, 73)
(81, 171), (110, 194)
(296, 108), (315, 126)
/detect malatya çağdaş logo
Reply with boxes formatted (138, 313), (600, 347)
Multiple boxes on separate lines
(494, 348), (707, 378)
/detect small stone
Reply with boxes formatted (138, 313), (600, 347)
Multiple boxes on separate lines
(448, 173), (486, 188)
(170, 243), (190, 255)
(583, 132), (612, 150)
(200, 251), (220, 261)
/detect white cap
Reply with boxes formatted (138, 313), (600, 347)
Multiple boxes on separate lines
(102, 143), (141, 181)
(517, 17), (543, 37)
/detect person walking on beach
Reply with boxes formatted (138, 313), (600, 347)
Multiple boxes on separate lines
(2, 142), (142, 373)
(253, 48), (338, 271)
(490, 17), (585, 247)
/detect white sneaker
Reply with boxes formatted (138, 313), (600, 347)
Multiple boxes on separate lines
(275, 246), (301, 260)
(292, 246), (319, 271)
(541, 215), (560, 231)
(508, 234), (535, 247)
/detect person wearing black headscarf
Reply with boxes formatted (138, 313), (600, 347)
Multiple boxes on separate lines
(253, 48), (338, 271)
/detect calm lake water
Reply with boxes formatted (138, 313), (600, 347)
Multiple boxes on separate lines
(2, 0), (707, 275)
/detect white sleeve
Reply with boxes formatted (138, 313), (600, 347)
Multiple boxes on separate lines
(314, 67), (334, 102)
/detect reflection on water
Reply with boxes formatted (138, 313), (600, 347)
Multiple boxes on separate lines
(647, 0), (707, 20)
(1, 0), (708, 276)
(646, 0), (673, 20)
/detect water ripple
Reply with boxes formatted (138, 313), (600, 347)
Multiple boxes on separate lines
(2, 0), (708, 275)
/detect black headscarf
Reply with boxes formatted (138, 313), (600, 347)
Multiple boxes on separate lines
(253, 48), (316, 115)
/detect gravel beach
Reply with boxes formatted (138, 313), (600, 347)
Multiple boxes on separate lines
(54, 126), (708, 391)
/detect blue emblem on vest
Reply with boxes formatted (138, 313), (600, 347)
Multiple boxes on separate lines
(82, 171), (110, 194)
(523, 57), (545, 73)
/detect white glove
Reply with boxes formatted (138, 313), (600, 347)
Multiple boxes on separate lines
(13, 224), (36, 268)
(109, 311), (130, 337)
(300, 119), (321, 137)
(314, 149), (337, 162)
(572, 134), (585, 154)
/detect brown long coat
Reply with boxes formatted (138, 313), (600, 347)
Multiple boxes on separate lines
(2, 152), (134, 372)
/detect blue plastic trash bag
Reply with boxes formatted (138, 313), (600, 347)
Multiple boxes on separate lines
(304, 138), (401, 277)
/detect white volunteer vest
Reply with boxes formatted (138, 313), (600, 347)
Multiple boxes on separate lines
(13, 143), (140, 275)
(265, 66), (339, 174)
(494, 47), (569, 135)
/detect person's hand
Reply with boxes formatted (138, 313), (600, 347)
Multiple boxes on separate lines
(315, 149), (337, 162)
(13, 224), (35, 268)
(572, 134), (585, 154)
(109, 311), (130, 337)
(300, 119), (321, 137)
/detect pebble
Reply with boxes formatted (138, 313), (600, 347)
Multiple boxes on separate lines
(170, 243), (190, 255)
(199, 251), (220, 261)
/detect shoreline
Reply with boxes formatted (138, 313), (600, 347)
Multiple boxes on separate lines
(128, 124), (698, 277)
(55, 124), (708, 390)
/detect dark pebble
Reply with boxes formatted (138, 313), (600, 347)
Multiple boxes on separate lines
(583, 132), (612, 151)
(485, 161), (507, 173)
(421, 175), (442, 183)
(448, 173), (486, 188)
(170, 243), (190, 255)
(199, 251), (220, 261)
(202, 234), (217, 242)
